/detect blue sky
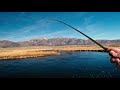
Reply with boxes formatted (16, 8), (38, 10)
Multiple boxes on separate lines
(0, 12), (120, 42)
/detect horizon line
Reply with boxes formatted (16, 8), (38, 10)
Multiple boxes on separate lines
(0, 37), (120, 42)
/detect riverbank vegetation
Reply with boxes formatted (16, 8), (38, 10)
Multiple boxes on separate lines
(0, 45), (119, 60)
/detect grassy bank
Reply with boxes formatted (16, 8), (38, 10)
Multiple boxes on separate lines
(0, 45), (119, 60)
(0, 49), (60, 60)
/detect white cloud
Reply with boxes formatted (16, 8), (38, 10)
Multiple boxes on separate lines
(1, 18), (51, 36)
(1, 13), (106, 41)
(94, 32), (105, 39)
(85, 24), (97, 34)
(81, 15), (100, 38)
(84, 16), (95, 25)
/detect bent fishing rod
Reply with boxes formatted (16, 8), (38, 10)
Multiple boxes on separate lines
(49, 19), (110, 52)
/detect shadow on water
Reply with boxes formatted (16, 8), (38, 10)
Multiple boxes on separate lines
(0, 52), (120, 78)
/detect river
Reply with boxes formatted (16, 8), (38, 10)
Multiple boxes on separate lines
(0, 52), (120, 78)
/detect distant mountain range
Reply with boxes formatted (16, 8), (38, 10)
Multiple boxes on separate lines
(0, 38), (120, 48)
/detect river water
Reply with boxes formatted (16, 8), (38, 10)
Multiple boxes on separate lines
(0, 52), (120, 78)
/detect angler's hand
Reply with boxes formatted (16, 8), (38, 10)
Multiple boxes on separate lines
(107, 47), (120, 67)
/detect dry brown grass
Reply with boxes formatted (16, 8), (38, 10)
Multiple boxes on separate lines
(0, 45), (119, 60)
(52, 45), (103, 51)
(0, 48), (59, 60)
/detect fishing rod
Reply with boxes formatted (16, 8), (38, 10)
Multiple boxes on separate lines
(49, 19), (109, 52)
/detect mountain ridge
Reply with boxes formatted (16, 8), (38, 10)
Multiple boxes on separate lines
(0, 38), (120, 48)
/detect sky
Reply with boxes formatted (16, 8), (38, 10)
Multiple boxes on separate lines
(0, 12), (120, 42)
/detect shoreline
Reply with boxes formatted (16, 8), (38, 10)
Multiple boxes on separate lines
(0, 45), (118, 60)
